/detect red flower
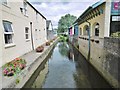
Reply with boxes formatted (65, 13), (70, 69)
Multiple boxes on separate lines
(15, 58), (20, 61)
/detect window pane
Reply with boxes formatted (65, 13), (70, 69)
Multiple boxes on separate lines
(25, 27), (29, 33)
(25, 27), (29, 39)
(2, 0), (7, 5)
(3, 21), (13, 32)
(4, 34), (13, 44)
(26, 34), (29, 39)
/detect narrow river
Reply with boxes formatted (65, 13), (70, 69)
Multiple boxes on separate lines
(23, 42), (113, 88)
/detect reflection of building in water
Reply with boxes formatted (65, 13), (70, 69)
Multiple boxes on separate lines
(31, 61), (48, 88)
(68, 49), (74, 62)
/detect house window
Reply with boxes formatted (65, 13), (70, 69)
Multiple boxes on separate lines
(2, 0), (7, 5)
(95, 23), (99, 36)
(79, 28), (82, 35)
(3, 21), (14, 44)
(23, 2), (28, 16)
(36, 12), (38, 22)
(25, 27), (29, 40)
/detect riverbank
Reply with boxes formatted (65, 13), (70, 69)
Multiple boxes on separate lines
(1, 38), (59, 89)
(22, 41), (113, 88)
(69, 41), (115, 88)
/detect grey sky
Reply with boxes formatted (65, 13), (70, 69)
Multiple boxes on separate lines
(28, 0), (100, 28)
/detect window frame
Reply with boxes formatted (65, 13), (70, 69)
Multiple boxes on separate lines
(3, 20), (14, 46)
(95, 23), (99, 36)
(23, 2), (28, 16)
(25, 27), (30, 41)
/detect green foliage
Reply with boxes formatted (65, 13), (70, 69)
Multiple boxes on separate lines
(111, 32), (120, 37)
(59, 35), (68, 42)
(16, 78), (20, 84)
(2, 58), (27, 76)
(58, 42), (69, 57)
(58, 14), (77, 33)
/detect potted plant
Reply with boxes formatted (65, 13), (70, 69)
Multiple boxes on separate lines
(46, 42), (50, 46)
(2, 58), (27, 76)
(36, 45), (44, 52)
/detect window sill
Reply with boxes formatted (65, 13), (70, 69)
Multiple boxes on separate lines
(24, 14), (28, 17)
(26, 39), (30, 42)
(2, 3), (11, 8)
(5, 43), (16, 48)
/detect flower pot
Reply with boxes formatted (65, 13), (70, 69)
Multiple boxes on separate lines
(36, 46), (44, 52)
(46, 42), (50, 46)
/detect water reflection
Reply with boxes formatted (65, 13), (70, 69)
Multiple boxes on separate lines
(58, 42), (69, 57)
(23, 42), (113, 88)
(23, 47), (54, 88)
(68, 44), (74, 62)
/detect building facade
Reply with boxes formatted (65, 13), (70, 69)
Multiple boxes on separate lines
(0, 0), (47, 67)
(73, 0), (120, 88)
(46, 20), (55, 40)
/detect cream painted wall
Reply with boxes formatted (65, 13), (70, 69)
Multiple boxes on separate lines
(1, 0), (47, 66)
(78, 4), (106, 38)
(104, 1), (111, 37)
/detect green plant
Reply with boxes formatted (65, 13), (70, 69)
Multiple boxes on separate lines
(111, 32), (120, 37)
(2, 58), (27, 76)
(46, 42), (50, 46)
(16, 78), (20, 84)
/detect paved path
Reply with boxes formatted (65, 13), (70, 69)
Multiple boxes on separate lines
(1, 39), (58, 89)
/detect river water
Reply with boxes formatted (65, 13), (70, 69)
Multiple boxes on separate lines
(23, 42), (113, 88)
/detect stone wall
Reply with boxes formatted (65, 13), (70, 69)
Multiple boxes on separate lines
(103, 37), (120, 86)
(71, 36), (120, 88)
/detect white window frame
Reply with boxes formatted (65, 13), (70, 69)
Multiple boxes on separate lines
(3, 21), (15, 48)
(25, 27), (30, 41)
(36, 12), (38, 22)
(23, 2), (28, 16)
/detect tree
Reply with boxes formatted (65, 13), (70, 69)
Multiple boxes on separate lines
(58, 14), (77, 33)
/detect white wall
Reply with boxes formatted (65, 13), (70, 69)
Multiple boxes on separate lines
(1, 0), (46, 66)
(0, 4), (3, 67)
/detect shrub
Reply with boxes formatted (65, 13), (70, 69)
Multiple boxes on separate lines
(46, 42), (50, 46)
(36, 45), (44, 52)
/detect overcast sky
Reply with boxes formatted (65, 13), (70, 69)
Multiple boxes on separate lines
(28, 0), (100, 29)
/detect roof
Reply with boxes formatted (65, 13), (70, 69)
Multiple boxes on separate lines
(26, 1), (46, 20)
(74, 0), (105, 24)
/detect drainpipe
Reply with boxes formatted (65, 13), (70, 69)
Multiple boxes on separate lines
(30, 22), (34, 50)
(86, 20), (91, 61)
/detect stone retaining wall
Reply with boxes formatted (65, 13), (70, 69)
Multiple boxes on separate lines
(71, 36), (120, 88)
(16, 39), (58, 88)
(2, 38), (59, 89)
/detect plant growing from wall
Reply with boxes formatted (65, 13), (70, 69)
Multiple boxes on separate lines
(16, 78), (20, 84)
